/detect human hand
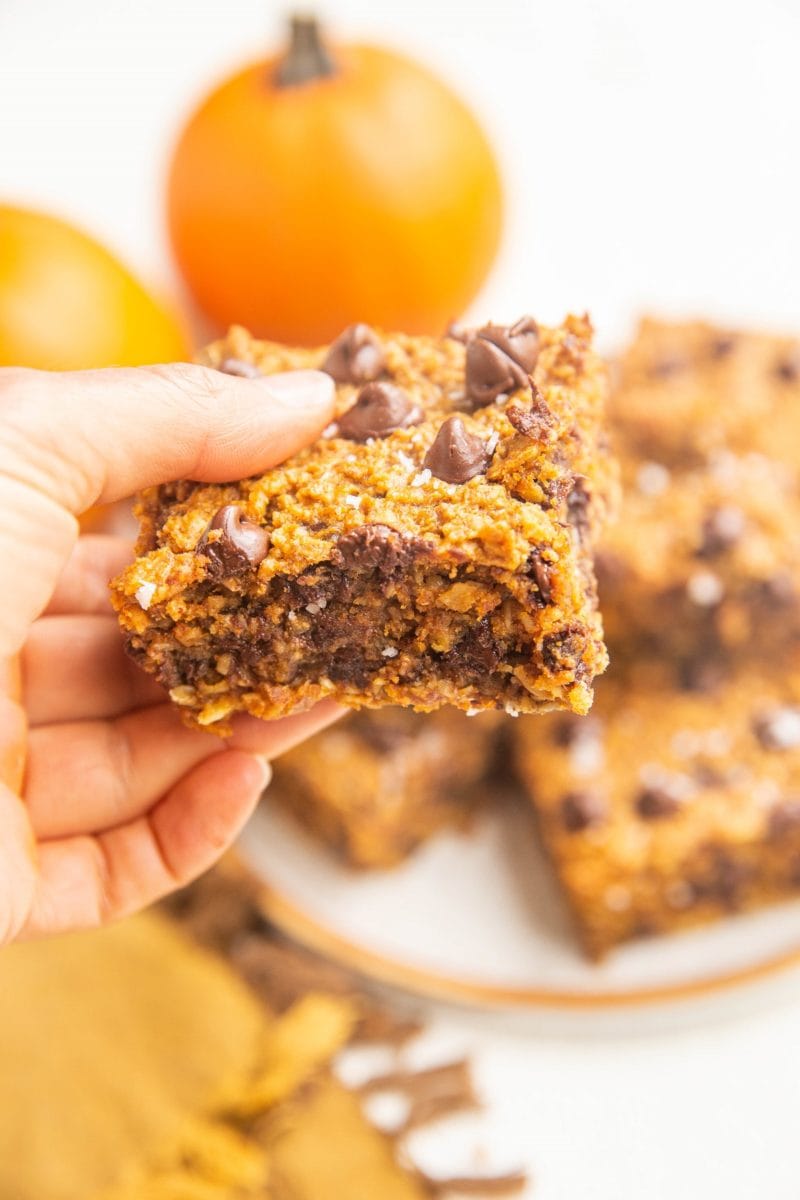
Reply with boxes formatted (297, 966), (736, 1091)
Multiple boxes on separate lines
(0, 361), (338, 944)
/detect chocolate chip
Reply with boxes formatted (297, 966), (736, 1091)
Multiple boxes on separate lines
(218, 356), (262, 378)
(506, 382), (553, 439)
(676, 656), (727, 694)
(635, 784), (685, 820)
(753, 706), (800, 751)
(336, 382), (422, 442)
(464, 316), (540, 409)
(560, 790), (607, 833)
(197, 505), (270, 575)
(566, 477), (592, 541)
(422, 415), (491, 484)
(708, 335), (737, 360)
(768, 798), (800, 839)
(696, 505), (746, 557)
(321, 324), (386, 384)
(774, 346), (800, 383)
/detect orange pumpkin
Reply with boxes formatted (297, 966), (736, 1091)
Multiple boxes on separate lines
(167, 16), (503, 345)
(0, 206), (188, 370)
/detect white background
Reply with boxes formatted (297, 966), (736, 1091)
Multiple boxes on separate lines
(2, 1), (800, 1196)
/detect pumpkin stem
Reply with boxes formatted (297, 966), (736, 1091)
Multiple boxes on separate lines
(273, 15), (337, 87)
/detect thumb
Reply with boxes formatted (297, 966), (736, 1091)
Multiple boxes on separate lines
(0, 362), (334, 657)
(0, 361), (335, 512)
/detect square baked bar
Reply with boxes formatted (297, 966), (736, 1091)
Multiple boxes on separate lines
(598, 448), (800, 666)
(112, 316), (613, 728)
(513, 669), (800, 958)
(271, 708), (500, 868)
(612, 317), (800, 468)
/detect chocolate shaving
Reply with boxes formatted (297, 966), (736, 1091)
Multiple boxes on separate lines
(413, 1169), (528, 1198)
(359, 1059), (478, 1134)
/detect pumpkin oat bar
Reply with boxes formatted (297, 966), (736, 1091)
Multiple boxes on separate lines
(598, 448), (800, 664)
(111, 316), (613, 728)
(513, 669), (800, 959)
(270, 707), (500, 868)
(611, 316), (800, 468)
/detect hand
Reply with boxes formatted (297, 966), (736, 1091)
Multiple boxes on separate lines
(0, 360), (338, 944)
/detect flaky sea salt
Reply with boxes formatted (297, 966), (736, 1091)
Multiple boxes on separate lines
(411, 468), (432, 488)
(486, 430), (500, 455)
(381, 646), (399, 658)
(636, 461), (670, 496)
(344, 493), (362, 509)
(686, 569), (725, 607)
(135, 581), (156, 611)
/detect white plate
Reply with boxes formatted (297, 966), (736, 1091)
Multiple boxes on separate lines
(239, 790), (800, 1027)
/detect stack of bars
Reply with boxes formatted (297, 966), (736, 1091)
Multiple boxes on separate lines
(271, 319), (800, 958)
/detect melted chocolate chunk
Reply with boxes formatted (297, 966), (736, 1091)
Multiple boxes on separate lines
(560, 790), (607, 833)
(464, 316), (540, 409)
(692, 847), (752, 909)
(696, 505), (746, 557)
(768, 798), (800, 839)
(331, 523), (432, 580)
(336, 382), (421, 441)
(774, 345), (800, 383)
(635, 784), (685, 820)
(708, 335), (737, 359)
(445, 618), (502, 675)
(423, 415), (491, 484)
(197, 505), (270, 575)
(217, 356), (262, 378)
(566, 477), (592, 542)
(753, 706), (800, 751)
(542, 625), (584, 674)
(506, 382), (553, 439)
(525, 548), (553, 605)
(321, 323), (386, 384)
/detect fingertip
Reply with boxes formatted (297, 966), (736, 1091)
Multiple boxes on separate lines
(258, 369), (336, 416)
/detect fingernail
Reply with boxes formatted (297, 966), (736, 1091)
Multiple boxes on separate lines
(260, 369), (335, 410)
(250, 755), (273, 793)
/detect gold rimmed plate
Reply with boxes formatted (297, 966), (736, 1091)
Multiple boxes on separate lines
(238, 792), (800, 1029)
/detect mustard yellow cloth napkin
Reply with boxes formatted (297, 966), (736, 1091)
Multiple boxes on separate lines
(0, 913), (364, 1200)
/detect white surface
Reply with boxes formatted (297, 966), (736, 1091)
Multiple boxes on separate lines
(3, 1), (800, 1195)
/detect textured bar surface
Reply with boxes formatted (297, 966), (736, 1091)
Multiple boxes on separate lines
(112, 317), (613, 729)
(514, 669), (800, 958)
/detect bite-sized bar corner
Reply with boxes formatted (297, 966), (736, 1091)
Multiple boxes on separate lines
(111, 316), (614, 729)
